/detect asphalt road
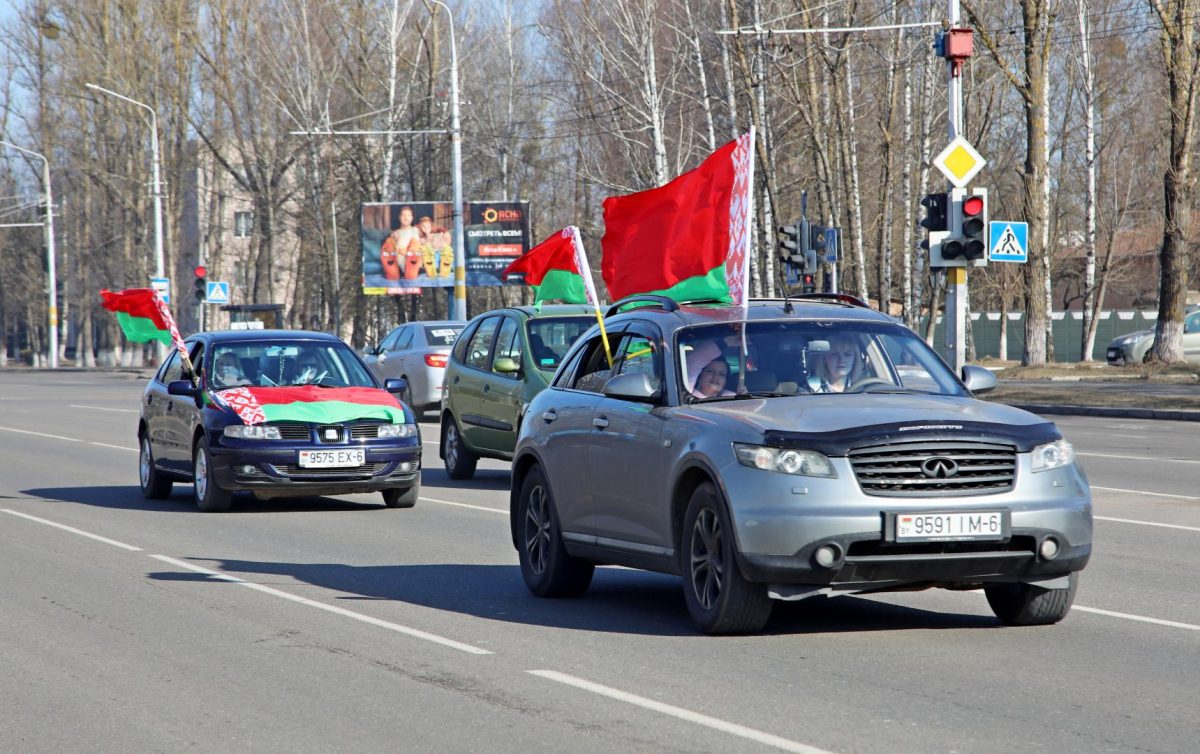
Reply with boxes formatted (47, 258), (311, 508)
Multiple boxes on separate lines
(2, 371), (1198, 753)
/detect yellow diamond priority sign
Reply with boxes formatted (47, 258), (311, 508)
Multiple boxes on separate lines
(933, 136), (986, 188)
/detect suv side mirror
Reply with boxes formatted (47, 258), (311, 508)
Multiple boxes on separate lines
(961, 365), (996, 394)
(494, 357), (521, 375)
(603, 372), (660, 402)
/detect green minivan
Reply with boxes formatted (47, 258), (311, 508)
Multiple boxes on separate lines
(439, 305), (594, 479)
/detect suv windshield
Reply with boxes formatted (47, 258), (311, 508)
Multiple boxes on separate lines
(678, 320), (965, 400)
(210, 340), (375, 389)
(527, 317), (593, 372)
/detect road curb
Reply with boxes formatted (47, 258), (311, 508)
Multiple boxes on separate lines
(1012, 403), (1200, 422)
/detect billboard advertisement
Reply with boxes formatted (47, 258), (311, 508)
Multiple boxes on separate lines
(362, 201), (531, 295)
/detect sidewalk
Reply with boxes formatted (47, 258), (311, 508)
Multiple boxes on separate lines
(989, 373), (1200, 422)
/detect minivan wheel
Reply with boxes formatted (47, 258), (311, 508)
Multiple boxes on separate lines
(193, 439), (233, 513)
(442, 417), (478, 480)
(382, 480), (419, 509)
(517, 466), (593, 597)
(139, 434), (173, 499)
(985, 572), (1078, 626)
(680, 482), (772, 635)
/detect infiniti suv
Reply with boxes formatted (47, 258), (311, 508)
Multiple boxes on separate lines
(509, 295), (1092, 634)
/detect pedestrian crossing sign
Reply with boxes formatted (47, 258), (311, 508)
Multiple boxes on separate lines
(989, 221), (1028, 263)
(206, 281), (230, 304)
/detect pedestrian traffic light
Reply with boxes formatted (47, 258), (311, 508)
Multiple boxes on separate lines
(801, 273), (816, 294)
(194, 265), (207, 301)
(961, 188), (988, 263)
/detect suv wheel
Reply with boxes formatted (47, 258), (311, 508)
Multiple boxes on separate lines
(680, 482), (772, 634)
(442, 416), (478, 480)
(139, 433), (173, 499)
(517, 466), (593, 597)
(382, 481), (419, 509)
(985, 572), (1078, 626)
(193, 439), (233, 513)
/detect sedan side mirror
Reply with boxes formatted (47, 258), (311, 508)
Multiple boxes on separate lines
(603, 372), (660, 402)
(167, 379), (199, 397)
(384, 377), (408, 394)
(961, 365), (997, 394)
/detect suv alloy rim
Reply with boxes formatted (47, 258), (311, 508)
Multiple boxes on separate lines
(524, 484), (551, 575)
(689, 508), (723, 610)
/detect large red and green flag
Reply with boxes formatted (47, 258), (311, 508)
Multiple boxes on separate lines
(502, 226), (599, 306)
(211, 386), (406, 426)
(601, 129), (755, 307)
(100, 287), (187, 357)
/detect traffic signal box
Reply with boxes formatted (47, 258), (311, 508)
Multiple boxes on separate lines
(194, 265), (208, 301)
(926, 187), (988, 268)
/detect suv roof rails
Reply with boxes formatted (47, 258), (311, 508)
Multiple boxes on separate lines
(605, 294), (680, 317)
(751, 293), (871, 309)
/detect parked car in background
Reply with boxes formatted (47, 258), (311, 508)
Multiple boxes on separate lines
(139, 330), (421, 512)
(439, 305), (594, 480)
(1106, 305), (1200, 365)
(510, 295), (1092, 634)
(363, 320), (465, 416)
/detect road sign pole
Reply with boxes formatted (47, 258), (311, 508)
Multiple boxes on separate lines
(944, 0), (967, 374)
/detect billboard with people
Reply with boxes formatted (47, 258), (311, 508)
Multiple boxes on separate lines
(361, 201), (531, 295)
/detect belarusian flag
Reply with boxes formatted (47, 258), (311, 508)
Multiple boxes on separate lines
(100, 287), (188, 357)
(211, 386), (407, 426)
(502, 226), (599, 306)
(601, 129), (754, 307)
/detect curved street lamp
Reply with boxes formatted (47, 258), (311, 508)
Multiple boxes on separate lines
(0, 139), (58, 368)
(428, 0), (467, 321)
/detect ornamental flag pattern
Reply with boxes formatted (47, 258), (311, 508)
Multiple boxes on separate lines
(213, 387), (266, 425)
(724, 129), (754, 310)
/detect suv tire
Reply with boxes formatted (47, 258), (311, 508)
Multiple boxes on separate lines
(680, 482), (772, 635)
(985, 572), (1078, 626)
(517, 466), (594, 597)
(442, 416), (478, 480)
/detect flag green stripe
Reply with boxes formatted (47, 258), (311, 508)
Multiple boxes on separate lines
(638, 265), (730, 305)
(532, 268), (588, 304)
(260, 400), (406, 425)
(115, 311), (173, 345)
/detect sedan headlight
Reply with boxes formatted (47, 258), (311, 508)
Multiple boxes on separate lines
(1031, 439), (1075, 472)
(734, 443), (837, 478)
(376, 423), (418, 438)
(223, 424), (282, 440)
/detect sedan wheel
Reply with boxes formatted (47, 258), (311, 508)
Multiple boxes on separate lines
(139, 434), (173, 499)
(193, 440), (233, 513)
(517, 466), (593, 597)
(680, 482), (771, 635)
(442, 417), (478, 480)
(382, 480), (419, 509)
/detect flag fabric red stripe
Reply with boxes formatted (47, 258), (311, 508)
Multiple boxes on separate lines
(502, 228), (579, 287)
(600, 134), (752, 303)
(227, 386), (404, 408)
(100, 287), (188, 357)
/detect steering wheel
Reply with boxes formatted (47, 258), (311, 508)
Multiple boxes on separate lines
(848, 377), (894, 393)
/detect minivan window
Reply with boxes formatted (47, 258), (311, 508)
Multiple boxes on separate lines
(465, 317), (500, 370)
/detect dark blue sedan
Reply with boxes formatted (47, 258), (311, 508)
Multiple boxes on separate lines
(138, 330), (421, 512)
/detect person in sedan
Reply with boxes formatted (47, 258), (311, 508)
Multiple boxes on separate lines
(807, 334), (865, 393)
(213, 352), (249, 388)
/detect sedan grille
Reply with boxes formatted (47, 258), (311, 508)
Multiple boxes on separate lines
(273, 462), (390, 478)
(350, 422), (386, 439)
(273, 423), (311, 441)
(848, 440), (1017, 497)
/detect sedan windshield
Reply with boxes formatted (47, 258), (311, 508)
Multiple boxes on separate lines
(210, 340), (376, 389)
(678, 320), (966, 401)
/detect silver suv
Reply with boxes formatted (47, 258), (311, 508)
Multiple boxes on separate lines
(510, 296), (1092, 634)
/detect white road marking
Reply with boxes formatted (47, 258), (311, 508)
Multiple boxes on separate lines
(1072, 606), (1200, 632)
(0, 425), (81, 442)
(69, 404), (138, 413)
(421, 496), (506, 515)
(527, 670), (834, 754)
(1078, 451), (1200, 465)
(90, 442), (137, 452)
(1092, 485), (1200, 502)
(1095, 515), (1200, 533)
(1, 509), (142, 551)
(149, 554), (492, 655)
(1104, 434), (1148, 440)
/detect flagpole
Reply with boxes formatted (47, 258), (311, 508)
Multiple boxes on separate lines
(738, 127), (756, 394)
(569, 227), (613, 367)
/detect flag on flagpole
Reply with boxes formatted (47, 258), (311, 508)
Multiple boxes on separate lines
(100, 287), (188, 359)
(600, 129), (755, 307)
(503, 226), (597, 306)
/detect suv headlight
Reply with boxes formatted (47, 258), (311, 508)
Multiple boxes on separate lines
(1031, 439), (1074, 472)
(377, 423), (417, 438)
(223, 424), (282, 440)
(734, 443), (837, 478)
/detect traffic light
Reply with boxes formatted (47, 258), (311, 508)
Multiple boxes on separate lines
(194, 265), (207, 301)
(961, 188), (988, 263)
(778, 221), (801, 259)
(801, 272), (816, 294)
(807, 226), (825, 274)
(922, 192), (956, 269)
(920, 192), (949, 232)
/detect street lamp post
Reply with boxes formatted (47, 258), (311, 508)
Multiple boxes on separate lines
(429, 0), (467, 321)
(0, 140), (58, 368)
(84, 83), (165, 282)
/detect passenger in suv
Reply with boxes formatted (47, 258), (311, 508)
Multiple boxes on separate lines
(439, 305), (595, 479)
(509, 295), (1092, 634)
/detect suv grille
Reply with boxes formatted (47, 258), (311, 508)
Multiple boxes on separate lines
(848, 441), (1017, 497)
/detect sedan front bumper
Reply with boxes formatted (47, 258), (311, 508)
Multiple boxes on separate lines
(209, 438), (420, 497)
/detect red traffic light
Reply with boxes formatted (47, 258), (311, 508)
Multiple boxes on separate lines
(962, 195), (985, 217)
(194, 265), (207, 278)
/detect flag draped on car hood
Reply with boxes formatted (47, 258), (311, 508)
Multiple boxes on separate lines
(211, 386), (407, 426)
(502, 226), (599, 306)
(100, 287), (187, 356)
(600, 130), (754, 306)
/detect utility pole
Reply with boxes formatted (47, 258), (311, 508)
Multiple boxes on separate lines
(0, 140), (58, 368)
(430, 0), (467, 321)
(943, 0), (967, 373)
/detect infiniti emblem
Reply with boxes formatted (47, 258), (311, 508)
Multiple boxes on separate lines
(921, 457), (959, 479)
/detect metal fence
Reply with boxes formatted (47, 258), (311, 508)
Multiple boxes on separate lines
(921, 310), (1158, 363)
